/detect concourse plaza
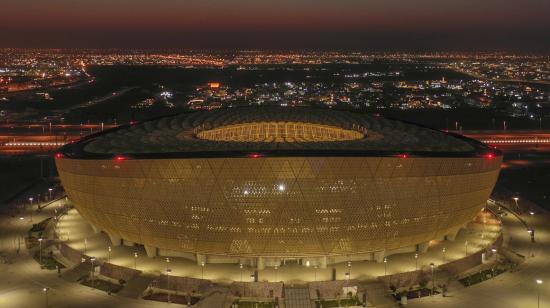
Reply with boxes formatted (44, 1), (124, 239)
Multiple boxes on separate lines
(4, 107), (549, 307)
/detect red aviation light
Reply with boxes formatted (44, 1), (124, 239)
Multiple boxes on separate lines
(54, 153), (65, 159)
(247, 153), (264, 158)
(114, 155), (128, 162)
(397, 153), (409, 158)
(484, 153), (495, 159)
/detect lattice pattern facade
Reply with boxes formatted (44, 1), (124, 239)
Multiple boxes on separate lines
(195, 121), (365, 143)
(56, 155), (501, 258)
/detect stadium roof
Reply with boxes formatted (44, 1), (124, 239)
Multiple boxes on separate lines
(60, 107), (496, 159)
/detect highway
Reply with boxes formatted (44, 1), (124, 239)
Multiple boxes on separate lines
(1, 126), (550, 155)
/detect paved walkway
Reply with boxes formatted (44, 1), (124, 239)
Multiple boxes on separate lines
(409, 200), (549, 308)
(56, 208), (501, 284)
(0, 181), (178, 308)
(1, 179), (549, 307)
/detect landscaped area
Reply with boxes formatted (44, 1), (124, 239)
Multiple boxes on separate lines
(81, 279), (123, 293)
(232, 300), (278, 308)
(314, 298), (361, 308)
(32, 250), (65, 270)
(459, 267), (508, 287)
(143, 292), (201, 305)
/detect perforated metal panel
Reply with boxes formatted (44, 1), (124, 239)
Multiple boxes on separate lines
(56, 155), (501, 258)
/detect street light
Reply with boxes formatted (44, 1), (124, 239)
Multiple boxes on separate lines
(414, 253), (418, 271)
(201, 261), (205, 279)
(166, 257), (170, 272)
(43, 287), (49, 307)
(166, 269), (172, 304)
(314, 265), (318, 282)
(90, 257), (96, 288)
(84, 238), (87, 254)
(442, 247), (446, 263)
(107, 246), (111, 263)
(430, 263), (435, 296)
(383, 257), (388, 276)
(537, 279), (543, 308)
(48, 188), (53, 201)
(347, 261), (352, 279)
(37, 237), (44, 265)
(28, 197), (34, 222)
(134, 252), (138, 269)
(239, 263), (244, 281)
(513, 197), (520, 211)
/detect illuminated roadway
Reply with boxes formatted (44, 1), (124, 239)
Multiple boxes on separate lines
(1, 126), (550, 154)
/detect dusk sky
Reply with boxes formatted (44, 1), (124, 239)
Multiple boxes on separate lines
(2, 0), (549, 51)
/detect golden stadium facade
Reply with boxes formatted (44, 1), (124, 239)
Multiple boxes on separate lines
(55, 107), (501, 268)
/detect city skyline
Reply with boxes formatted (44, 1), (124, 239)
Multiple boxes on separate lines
(1, 0), (550, 51)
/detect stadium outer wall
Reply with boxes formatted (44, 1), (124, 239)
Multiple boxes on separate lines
(56, 154), (501, 269)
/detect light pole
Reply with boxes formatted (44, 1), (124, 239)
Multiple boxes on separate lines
(347, 261), (352, 280)
(482, 216), (487, 246)
(48, 188), (53, 201)
(513, 197), (519, 211)
(537, 279), (543, 308)
(84, 238), (87, 254)
(90, 257), (96, 288)
(274, 265), (278, 282)
(383, 257), (388, 276)
(430, 263), (435, 296)
(108, 246), (111, 263)
(201, 261), (205, 279)
(29, 197), (34, 222)
(134, 252), (138, 269)
(166, 257), (170, 272)
(43, 287), (49, 307)
(239, 263), (243, 283)
(38, 238), (43, 268)
(442, 247), (446, 263)
(414, 253), (418, 271)
(166, 269), (172, 304)
(314, 265), (318, 282)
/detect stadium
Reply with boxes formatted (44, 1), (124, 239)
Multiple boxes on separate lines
(55, 107), (501, 269)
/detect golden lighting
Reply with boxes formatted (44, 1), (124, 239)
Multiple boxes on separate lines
(195, 121), (365, 143)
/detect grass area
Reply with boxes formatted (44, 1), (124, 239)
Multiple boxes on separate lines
(143, 293), (201, 305)
(392, 288), (439, 300)
(459, 268), (506, 287)
(314, 298), (360, 308)
(32, 250), (65, 270)
(30, 217), (52, 233)
(81, 279), (123, 293)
